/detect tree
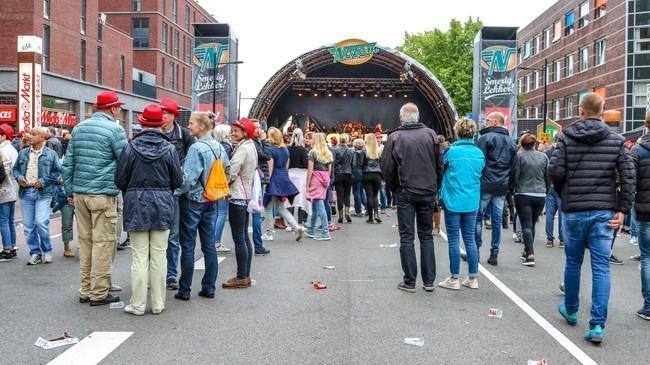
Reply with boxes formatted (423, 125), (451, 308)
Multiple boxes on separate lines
(397, 18), (483, 117)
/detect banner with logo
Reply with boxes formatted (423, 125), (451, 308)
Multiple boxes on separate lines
(0, 107), (16, 122)
(18, 62), (33, 133)
(17, 35), (43, 133)
(473, 38), (518, 136)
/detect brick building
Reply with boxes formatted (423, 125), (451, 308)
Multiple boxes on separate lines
(517, 0), (650, 132)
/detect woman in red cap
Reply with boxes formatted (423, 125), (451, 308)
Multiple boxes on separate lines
(222, 118), (258, 289)
(115, 104), (183, 315)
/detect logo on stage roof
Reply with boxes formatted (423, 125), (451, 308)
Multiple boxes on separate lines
(328, 39), (379, 65)
(481, 46), (517, 75)
(193, 42), (230, 72)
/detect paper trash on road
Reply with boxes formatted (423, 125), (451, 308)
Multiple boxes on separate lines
(379, 243), (398, 248)
(109, 302), (124, 310)
(34, 332), (79, 350)
(488, 308), (503, 318)
(403, 338), (424, 347)
(323, 266), (335, 270)
(310, 281), (328, 289)
(527, 360), (548, 365)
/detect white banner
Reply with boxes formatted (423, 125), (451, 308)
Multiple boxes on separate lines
(34, 63), (42, 128)
(18, 63), (33, 132)
(17, 36), (42, 54)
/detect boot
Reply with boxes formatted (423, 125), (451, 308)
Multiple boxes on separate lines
(433, 212), (441, 235)
(63, 242), (75, 257)
(345, 206), (352, 223)
(366, 210), (374, 224)
(274, 218), (287, 230)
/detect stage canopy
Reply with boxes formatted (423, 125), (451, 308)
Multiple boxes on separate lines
(249, 40), (458, 136)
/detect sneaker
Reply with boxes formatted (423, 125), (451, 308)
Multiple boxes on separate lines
(559, 282), (565, 294)
(637, 308), (650, 320)
(558, 302), (578, 326)
(285, 226), (294, 232)
(558, 241), (565, 248)
(522, 256), (535, 267)
(397, 282), (416, 293)
(216, 243), (231, 253)
(374, 217), (382, 223)
(609, 255), (624, 265)
(0, 251), (13, 262)
(313, 233), (332, 241)
(152, 307), (165, 315)
(198, 290), (215, 299)
(423, 283), (435, 292)
(630, 237), (639, 246)
(255, 248), (271, 256)
(365, 218), (374, 224)
(484, 219), (492, 229)
(89, 294), (120, 306)
(585, 325), (604, 344)
(166, 279), (179, 290)
(117, 238), (131, 251)
(124, 305), (144, 316)
(304, 229), (316, 238)
(222, 277), (249, 289)
(630, 254), (641, 261)
(513, 232), (522, 243)
(438, 277), (461, 290)
(43, 251), (53, 263)
(27, 254), (42, 265)
(174, 293), (190, 301)
(295, 227), (303, 241)
(109, 285), (122, 292)
(261, 233), (274, 241)
(462, 277), (478, 289)
(10, 248), (17, 258)
(487, 253), (498, 266)
(546, 240), (554, 248)
(460, 253), (468, 262)
(380, 209), (386, 214)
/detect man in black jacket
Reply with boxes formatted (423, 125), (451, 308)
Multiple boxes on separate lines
(549, 92), (635, 343)
(381, 103), (443, 293)
(474, 112), (517, 266)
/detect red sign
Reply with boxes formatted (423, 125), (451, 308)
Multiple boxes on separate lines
(0, 106), (16, 122)
(484, 107), (513, 135)
(41, 109), (77, 127)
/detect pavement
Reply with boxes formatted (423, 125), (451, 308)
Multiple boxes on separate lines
(0, 209), (647, 364)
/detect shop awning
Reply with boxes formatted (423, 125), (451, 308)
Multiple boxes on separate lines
(566, 11), (575, 27)
(596, 0), (607, 8)
(552, 21), (562, 42)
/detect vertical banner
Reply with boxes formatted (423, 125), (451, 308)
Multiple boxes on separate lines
(34, 63), (42, 128)
(18, 63), (33, 133)
(191, 38), (236, 124)
(472, 29), (518, 137)
(17, 35), (43, 133)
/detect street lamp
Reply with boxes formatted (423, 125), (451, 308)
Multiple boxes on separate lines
(238, 92), (256, 120)
(212, 60), (244, 114)
(519, 58), (548, 133)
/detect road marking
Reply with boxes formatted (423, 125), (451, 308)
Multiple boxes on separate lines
(48, 331), (133, 365)
(439, 231), (597, 365)
(51, 234), (61, 239)
(194, 256), (226, 270)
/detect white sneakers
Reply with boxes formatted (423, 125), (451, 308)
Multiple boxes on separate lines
(462, 277), (479, 289)
(630, 237), (639, 246)
(261, 233), (274, 241)
(216, 243), (231, 253)
(124, 305), (144, 316)
(43, 251), (53, 263)
(438, 277), (478, 290)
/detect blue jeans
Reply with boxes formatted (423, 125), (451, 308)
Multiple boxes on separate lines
(638, 221), (650, 311)
(178, 196), (218, 296)
(0, 201), (16, 250)
(444, 209), (478, 278)
(325, 184), (333, 224)
(21, 188), (52, 256)
(380, 183), (387, 210)
(545, 189), (563, 242)
(631, 210), (639, 239)
(475, 193), (506, 255)
(214, 198), (228, 243)
(310, 199), (328, 235)
(252, 211), (265, 251)
(563, 210), (614, 329)
(352, 169), (366, 213)
(166, 196), (181, 281)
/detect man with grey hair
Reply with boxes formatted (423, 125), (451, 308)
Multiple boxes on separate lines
(473, 111), (517, 266)
(381, 103), (443, 293)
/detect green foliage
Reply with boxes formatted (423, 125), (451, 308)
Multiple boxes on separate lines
(397, 18), (483, 117)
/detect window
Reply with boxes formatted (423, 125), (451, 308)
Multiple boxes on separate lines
(193, 11), (196, 23)
(176, 64), (179, 91)
(98, 22), (103, 42)
(96, 46), (102, 84)
(543, 28), (551, 49)
(595, 0), (607, 19)
(523, 40), (531, 59)
(43, 25), (50, 71)
(43, 0), (50, 19)
(546, 65), (551, 85)
(534, 70), (540, 89)
(169, 61), (174, 89)
(579, 2), (590, 27)
(161, 57), (165, 86)
(565, 96), (574, 118)
(518, 78), (523, 94)
(185, 4), (190, 31)
(565, 54), (574, 77)
(553, 20), (562, 43)
(172, 0), (177, 23)
(525, 74), (531, 92)
(174, 30), (179, 57)
(635, 27), (650, 52)
(553, 99), (561, 120)
(182, 67), (185, 94)
(633, 82), (650, 107)
(534, 35), (541, 55)
(132, 0), (141, 11)
(579, 46), (589, 71)
(565, 11), (575, 36)
(185, 37), (191, 63)
(80, 40), (86, 81)
(526, 108), (530, 119)
(80, 0), (86, 34)
(162, 23), (168, 52)
(132, 18), (150, 48)
(595, 38), (606, 66)
(120, 55), (125, 90)
(534, 105), (540, 119)
(554, 59), (562, 82)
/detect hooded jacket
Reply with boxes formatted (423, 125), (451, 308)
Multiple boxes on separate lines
(115, 130), (183, 231)
(381, 122), (443, 195)
(632, 134), (650, 221)
(475, 126), (517, 195)
(548, 118), (635, 213)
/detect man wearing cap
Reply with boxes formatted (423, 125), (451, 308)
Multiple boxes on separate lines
(62, 90), (128, 306)
(158, 98), (194, 291)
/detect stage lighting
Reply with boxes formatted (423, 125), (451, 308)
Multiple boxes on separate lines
(373, 93), (379, 98)
(388, 94), (393, 98)
(360, 93), (365, 98)
(328, 93), (332, 97)
(298, 92), (303, 96)
(314, 93), (319, 97)
(342, 93), (347, 97)
(403, 94), (408, 98)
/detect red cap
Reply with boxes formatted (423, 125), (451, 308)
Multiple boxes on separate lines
(331, 136), (338, 145)
(93, 90), (125, 109)
(0, 124), (13, 141)
(159, 98), (180, 117)
(137, 104), (166, 127)
(231, 118), (256, 139)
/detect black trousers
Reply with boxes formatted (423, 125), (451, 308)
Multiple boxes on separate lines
(514, 194), (546, 255)
(363, 172), (382, 219)
(396, 190), (436, 286)
(334, 173), (353, 212)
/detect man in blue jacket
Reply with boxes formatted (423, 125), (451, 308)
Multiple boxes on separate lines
(474, 112), (517, 266)
(62, 90), (128, 306)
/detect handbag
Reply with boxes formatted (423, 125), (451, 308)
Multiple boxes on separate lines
(247, 169), (264, 214)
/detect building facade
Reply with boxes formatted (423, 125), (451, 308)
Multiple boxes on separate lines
(516, 0), (650, 132)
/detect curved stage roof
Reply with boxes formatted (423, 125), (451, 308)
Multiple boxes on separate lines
(249, 42), (458, 136)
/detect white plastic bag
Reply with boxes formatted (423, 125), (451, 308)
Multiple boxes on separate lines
(247, 169), (264, 214)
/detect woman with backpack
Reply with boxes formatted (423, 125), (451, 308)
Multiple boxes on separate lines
(173, 112), (230, 300)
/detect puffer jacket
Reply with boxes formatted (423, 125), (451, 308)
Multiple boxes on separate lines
(115, 130), (183, 231)
(13, 146), (62, 198)
(62, 112), (127, 196)
(333, 145), (354, 175)
(475, 126), (517, 195)
(549, 118), (635, 213)
(633, 134), (650, 221)
(175, 134), (230, 203)
(0, 141), (18, 204)
(228, 138), (257, 201)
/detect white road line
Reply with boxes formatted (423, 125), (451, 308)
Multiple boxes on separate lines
(48, 331), (133, 365)
(439, 230), (597, 365)
(194, 256), (226, 270)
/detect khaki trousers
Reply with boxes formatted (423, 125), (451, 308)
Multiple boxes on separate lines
(128, 230), (169, 313)
(75, 194), (118, 300)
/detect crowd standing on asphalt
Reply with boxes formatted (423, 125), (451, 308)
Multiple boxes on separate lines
(0, 90), (647, 345)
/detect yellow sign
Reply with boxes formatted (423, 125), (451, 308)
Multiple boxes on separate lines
(328, 39), (379, 66)
(536, 120), (562, 143)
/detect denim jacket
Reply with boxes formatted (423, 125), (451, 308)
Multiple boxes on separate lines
(13, 146), (62, 198)
(175, 135), (231, 203)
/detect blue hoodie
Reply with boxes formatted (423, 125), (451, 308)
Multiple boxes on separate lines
(440, 139), (485, 213)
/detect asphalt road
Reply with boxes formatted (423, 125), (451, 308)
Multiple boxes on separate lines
(1, 210), (647, 364)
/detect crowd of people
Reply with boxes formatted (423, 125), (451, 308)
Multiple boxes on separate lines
(0, 89), (647, 345)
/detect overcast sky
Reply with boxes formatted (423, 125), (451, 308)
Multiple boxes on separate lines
(200, 0), (557, 116)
